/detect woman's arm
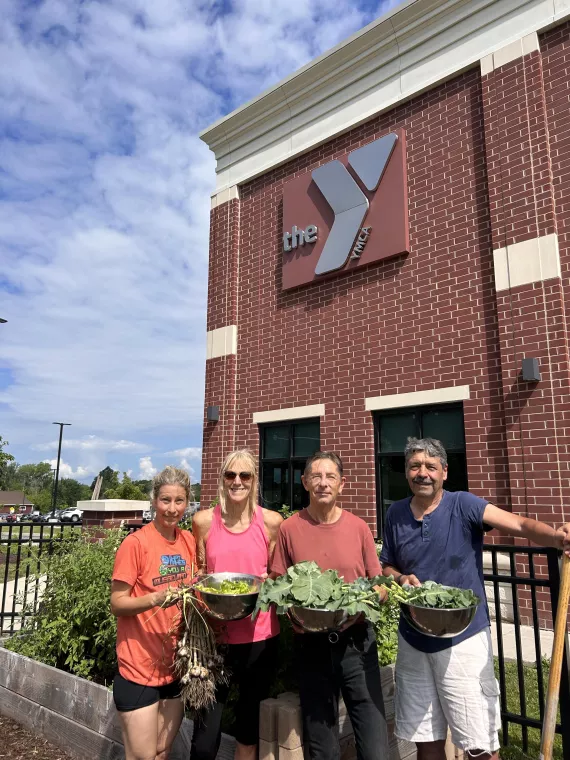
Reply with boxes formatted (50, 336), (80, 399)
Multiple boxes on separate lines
(110, 580), (172, 617)
(191, 508), (214, 575)
(262, 509), (284, 573)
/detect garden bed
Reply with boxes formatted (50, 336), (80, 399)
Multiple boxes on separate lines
(0, 647), (235, 760)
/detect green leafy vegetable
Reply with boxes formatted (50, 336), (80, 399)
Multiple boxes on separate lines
(196, 580), (254, 595)
(391, 580), (479, 609)
(254, 561), (391, 624)
(254, 563), (479, 625)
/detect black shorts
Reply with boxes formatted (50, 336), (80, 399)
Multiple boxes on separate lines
(190, 635), (279, 753)
(113, 673), (181, 712)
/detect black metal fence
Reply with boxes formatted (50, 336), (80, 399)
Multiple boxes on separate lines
(2, 527), (570, 756)
(483, 544), (570, 758)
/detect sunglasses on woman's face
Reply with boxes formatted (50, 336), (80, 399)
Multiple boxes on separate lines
(223, 470), (253, 483)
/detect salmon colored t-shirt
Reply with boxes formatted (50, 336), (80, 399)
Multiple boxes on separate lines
(112, 522), (196, 686)
(272, 508), (381, 582)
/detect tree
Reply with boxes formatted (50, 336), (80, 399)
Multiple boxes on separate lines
(91, 467), (120, 497)
(104, 474), (148, 501)
(16, 462), (53, 493)
(0, 437), (15, 490)
(56, 479), (92, 510)
(132, 479), (152, 497)
(190, 483), (201, 502)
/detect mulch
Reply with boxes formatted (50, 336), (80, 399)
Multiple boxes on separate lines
(0, 715), (75, 760)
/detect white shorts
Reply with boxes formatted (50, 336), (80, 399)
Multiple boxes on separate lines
(395, 629), (501, 752)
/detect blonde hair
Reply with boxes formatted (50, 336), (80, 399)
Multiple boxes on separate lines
(151, 466), (191, 502)
(218, 449), (258, 520)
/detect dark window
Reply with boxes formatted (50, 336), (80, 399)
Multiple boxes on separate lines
(260, 419), (320, 511)
(375, 404), (468, 535)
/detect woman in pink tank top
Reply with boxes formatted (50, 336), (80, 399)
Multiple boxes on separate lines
(190, 449), (282, 760)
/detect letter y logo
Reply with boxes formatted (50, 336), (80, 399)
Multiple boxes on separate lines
(312, 133), (398, 275)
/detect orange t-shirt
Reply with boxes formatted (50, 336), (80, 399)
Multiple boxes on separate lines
(112, 522), (196, 686)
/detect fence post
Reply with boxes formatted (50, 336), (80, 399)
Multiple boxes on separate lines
(547, 549), (570, 760)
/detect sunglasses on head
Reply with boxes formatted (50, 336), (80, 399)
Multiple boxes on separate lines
(223, 470), (253, 482)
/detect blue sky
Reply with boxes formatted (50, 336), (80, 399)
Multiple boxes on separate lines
(0, 0), (401, 484)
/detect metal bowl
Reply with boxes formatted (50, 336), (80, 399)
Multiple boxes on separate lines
(289, 606), (348, 633)
(400, 601), (479, 638)
(192, 572), (262, 621)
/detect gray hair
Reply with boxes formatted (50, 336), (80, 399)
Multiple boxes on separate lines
(404, 437), (448, 468)
(151, 466), (191, 501)
(304, 451), (344, 478)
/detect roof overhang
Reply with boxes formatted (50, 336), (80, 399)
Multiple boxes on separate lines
(200, 0), (570, 194)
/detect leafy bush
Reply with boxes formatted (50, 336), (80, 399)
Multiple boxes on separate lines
(5, 528), (121, 683)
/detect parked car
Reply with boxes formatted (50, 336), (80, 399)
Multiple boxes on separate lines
(60, 507), (83, 524)
(142, 509), (153, 523)
(29, 511), (44, 523)
(4, 513), (18, 523)
(41, 509), (63, 523)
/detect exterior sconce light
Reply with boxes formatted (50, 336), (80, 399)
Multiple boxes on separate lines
(521, 358), (541, 383)
(207, 405), (220, 422)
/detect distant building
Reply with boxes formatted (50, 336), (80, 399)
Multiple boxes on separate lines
(0, 491), (34, 515)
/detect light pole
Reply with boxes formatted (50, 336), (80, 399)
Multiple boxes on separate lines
(51, 422), (71, 518)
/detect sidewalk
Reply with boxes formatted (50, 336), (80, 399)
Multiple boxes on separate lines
(490, 619), (554, 663)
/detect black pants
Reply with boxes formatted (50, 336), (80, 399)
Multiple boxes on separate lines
(189, 636), (278, 760)
(295, 622), (389, 760)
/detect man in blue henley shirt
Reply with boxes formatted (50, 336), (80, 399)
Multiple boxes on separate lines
(380, 437), (570, 760)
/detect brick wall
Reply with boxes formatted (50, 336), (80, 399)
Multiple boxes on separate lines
(202, 28), (570, 555)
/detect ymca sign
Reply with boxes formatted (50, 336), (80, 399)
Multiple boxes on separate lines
(281, 129), (409, 290)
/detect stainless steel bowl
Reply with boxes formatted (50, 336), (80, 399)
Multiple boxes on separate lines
(289, 606), (348, 633)
(192, 572), (262, 621)
(400, 601), (479, 638)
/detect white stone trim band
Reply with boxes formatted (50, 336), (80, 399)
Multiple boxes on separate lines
(77, 500), (149, 513)
(211, 186), (239, 209)
(365, 385), (470, 412)
(253, 404), (325, 424)
(206, 325), (238, 360)
(493, 233), (561, 293)
(480, 32), (539, 75)
(201, 1), (570, 193)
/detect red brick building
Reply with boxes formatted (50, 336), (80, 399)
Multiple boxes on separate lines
(199, 0), (570, 543)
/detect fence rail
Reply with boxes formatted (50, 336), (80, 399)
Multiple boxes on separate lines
(2, 528), (570, 756)
(483, 544), (570, 758)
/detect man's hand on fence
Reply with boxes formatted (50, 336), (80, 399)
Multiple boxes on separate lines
(556, 523), (570, 557)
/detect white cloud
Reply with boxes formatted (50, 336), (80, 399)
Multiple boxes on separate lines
(164, 447), (202, 460)
(139, 456), (157, 479)
(42, 458), (94, 480)
(0, 0), (401, 476)
(33, 436), (151, 453)
(179, 458), (196, 478)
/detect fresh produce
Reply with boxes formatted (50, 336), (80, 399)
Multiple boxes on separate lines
(161, 584), (228, 713)
(253, 561), (391, 624)
(195, 579), (255, 595)
(254, 562), (479, 624)
(392, 580), (479, 609)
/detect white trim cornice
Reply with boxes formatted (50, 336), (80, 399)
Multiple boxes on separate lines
(200, 0), (570, 193)
(365, 385), (470, 411)
(252, 404), (325, 424)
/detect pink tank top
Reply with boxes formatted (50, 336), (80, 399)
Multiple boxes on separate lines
(205, 505), (279, 645)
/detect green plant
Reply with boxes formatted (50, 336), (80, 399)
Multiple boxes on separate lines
(5, 528), (122, 683)
(254, 561), (392, 623)
(278, 504), (294, 520)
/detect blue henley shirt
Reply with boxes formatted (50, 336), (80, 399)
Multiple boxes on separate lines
(379, 490), (491, 653)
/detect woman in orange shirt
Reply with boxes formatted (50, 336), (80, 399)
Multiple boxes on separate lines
(111, 466), (196, 760)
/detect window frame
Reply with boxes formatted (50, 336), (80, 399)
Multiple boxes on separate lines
(258, 418), (320, 512)
(374, 402), (468, 536)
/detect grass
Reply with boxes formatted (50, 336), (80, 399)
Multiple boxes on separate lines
(497, 658), (562, 760)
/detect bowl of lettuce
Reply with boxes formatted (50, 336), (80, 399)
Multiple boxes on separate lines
(398, 582), (480, 638)
(193, 572), (262, 621)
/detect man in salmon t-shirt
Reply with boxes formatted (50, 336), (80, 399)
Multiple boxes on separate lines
(272, 451), (389, 760)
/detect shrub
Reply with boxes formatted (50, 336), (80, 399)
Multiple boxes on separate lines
(5, 528), (121, 683)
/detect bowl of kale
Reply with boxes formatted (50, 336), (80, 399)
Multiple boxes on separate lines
(397, 581), (480, 638)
